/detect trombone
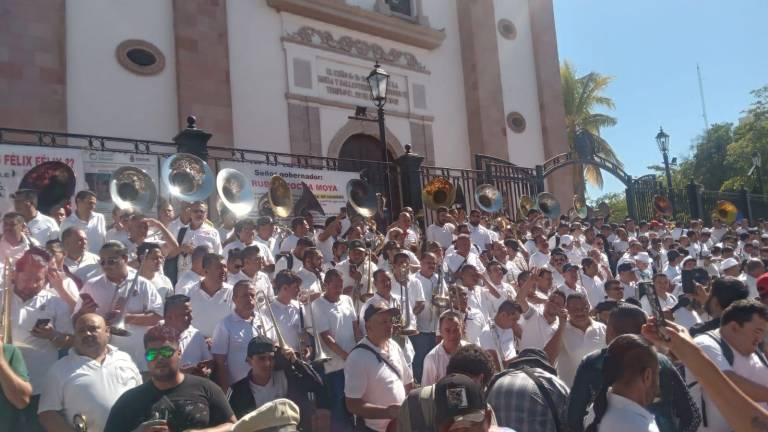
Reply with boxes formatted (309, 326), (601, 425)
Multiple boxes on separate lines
(254, 291), (289, 349)
(2, 257), (13, 344)
(299, 270), (331, 364)
(393, 263), (418, 336)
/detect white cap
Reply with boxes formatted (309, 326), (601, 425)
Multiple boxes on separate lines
(560, 235), (573, 246)
(634, 252), (652, 264)
(720, 257), (740, 271)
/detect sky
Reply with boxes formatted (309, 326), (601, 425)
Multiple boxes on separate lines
(553, 0), (768, 199)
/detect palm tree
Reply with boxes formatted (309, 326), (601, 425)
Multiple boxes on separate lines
(561, 60), (622, 196)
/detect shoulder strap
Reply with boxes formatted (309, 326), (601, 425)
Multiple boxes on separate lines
(177, 227), (188, 245)
(351, 343), (402, 380)
(703, 331), (734, 366)
(519, 368), (563, 432)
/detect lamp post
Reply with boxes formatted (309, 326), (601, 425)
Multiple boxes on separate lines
(753, 151), (764, 194)
(367, 61), (391, 221)
(655, 126), (675, 213)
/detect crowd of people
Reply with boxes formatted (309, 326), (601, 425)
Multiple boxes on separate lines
(3, 186), (768, 432)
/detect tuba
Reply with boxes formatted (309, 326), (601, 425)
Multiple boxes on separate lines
(653, 195), (673, 217)
(216, 168), (255, 218)
(268, 176), (293, 218)
(536, 192), (561, 220)
(110, 167), (157, 214)
(715, 200), (738, 224)
(347, 179), (378, 218)
(161, 153), (214, 203)
(422, 177), (456, 210)
(293, 182), (325, 218)
(19, 161), (76, 215)
(518, 195), (536, 215)
(474, 184), (503, 213)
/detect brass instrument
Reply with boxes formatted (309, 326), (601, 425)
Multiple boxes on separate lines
(300, 270), (331, 363)
(73, 414), (87, 432)
(347, 179), (378, 218)
(110, 166), (157, 214)
(536, 192), (561, 220)
(519, 195), (536, 215)
(161, 153), (214, 202)
(422, 177), (456, 210)
(2, 258), (13, 343)
(19, 160), (76, 215)
(216, 168), (255, 218)
(254, 291), (289, 349)
(715, 200), (738, 224)
(474, 184), (503, 213)
(573, 195), (588, 219)
(393, 263), (418, 336)
(653, 195), (673, 217)
(431, 264), (451, 309)
(268, 176), (293, 218)
(108, 252), (148, 337)
(293, 182), (326, 218)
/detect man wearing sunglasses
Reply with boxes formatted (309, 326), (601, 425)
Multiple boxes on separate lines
(105, 325), (235, 432)
(78, 241), (163, 371)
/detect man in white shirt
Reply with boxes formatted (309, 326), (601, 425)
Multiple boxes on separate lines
(185, 253), (234, 338)
(344, 302), (414, 432)
(487, 301), (522, 370)
(553, 293), (606, 386)
(175, 245), (210, 295)
(467, 209), (493, 252)
(280, 217), (311, 253)
(335, 239), (377, 301)
(413, 252), (442, 361)
(61, 226), (102, 285)
(515, 279), (566, 353)
(228, 245), (273, 302)
(270, 270), (305, 353)
(426, 206), (455, 249)
(316, 215), (343, 264)
(740, 259), (766, 299)
(579, 257), (606, 309)
(445, 235), (485, 276)
(254, 216), (279, 272)
(311, 269), (361, 430)
(38, 313), (141, 432)
(664, 250), (683, 281)
(0, 212), (36, 263)
(528, 235), (551, 269)
(640, 273), (678, 317)
(12, 189), (59, 246)
(688, 300), (768, 432)
(211, 279), (273, 393)
(482, 260), (516, 317)
(162, 294), (212, 372)
(616, 262), (639, 300)
(4, 249), (74, 398)
(78, 241), (163, 370)
(223, 220), (275, 272)
(60, 190), (106, 254)
(390, 252), (425, 339)
(296, 247), (325, 297)
(556, 263), (588, 306)
(173, 200), (222, 282)
(274, 237), (313, 275)
(421, 310), (468, 386)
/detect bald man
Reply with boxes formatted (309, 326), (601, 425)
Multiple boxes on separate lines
(39, 313), (141, 432)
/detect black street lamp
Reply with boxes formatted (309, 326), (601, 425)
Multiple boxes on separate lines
(655, 126), (675, 212)
(753, 151), (764, 194)
(367, 61), (392, 221)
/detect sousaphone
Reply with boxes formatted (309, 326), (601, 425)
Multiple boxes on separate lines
(19, 161), (76, 215)
(653, 195), (673, 217)
(161, 153), (214, 203)
(293, 182), (325, 217)
(268, 176), (293, 218)
(474, 184), (503, 213)
(110, 166), (157, 214)
(715, 200), (738, 224)
(216, 168), (254, 218)
(347, 179), (377, 218)
(422, 177), (456, 210)
(519, 195), (536, 215)
(536, 192), (561, 220)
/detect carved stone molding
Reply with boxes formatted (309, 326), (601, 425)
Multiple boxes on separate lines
(285, 26), (429, 74)
(267, 0), (445, 50)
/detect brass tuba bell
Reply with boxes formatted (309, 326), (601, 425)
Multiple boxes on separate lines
(19, 161), (76, 215)
(715, 200), (738, 224)
(110, 167), (157, 214)
(573, 195), (588, 219)
(536, 192), (561, 220)
(293, 182), (325, 217)
(346, 179), (378, 218)
(161, 153), (214, 203)
(268, 176), (293, 218)
(216, 168), (254, 218)
(653, 195), (673, 217)
(474, 184), (503, 213)
(422, 177), (456, 210)
(519, 195), (536, 215)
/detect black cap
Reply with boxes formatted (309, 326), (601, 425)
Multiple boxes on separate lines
(256, 216), (273, 227)
(363, 302), (400, 322)
(617, 262), (635, 273)
(348, 239), (366, 251)
(434, 374), (487, 427)
(247, 335), (277, 357)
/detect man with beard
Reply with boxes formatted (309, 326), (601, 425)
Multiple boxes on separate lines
(105, 325), (235, 432)
(38, 313), (141, 432)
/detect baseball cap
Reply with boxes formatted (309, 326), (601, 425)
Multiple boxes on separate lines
(247, 335), (277, 357)
(560, 235), (573, 246)
(634, 252), (652, 264)
(348, 239), (366, 251)
(363, 302), (400, 322)
(232, 398), (300, 432)
(434, 374), (487, 429)
(256, 216), (273, 227)
(720, 257), (740, 271)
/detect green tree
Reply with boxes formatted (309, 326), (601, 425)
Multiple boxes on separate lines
(561, 61), (622, 196)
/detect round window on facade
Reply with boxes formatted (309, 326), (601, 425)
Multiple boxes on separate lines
(506, 112), (526, 133)
(498, 19), (517, 40)
(116, 40), (165, 76)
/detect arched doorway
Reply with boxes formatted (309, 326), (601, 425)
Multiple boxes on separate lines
(338, 133), (401, 223)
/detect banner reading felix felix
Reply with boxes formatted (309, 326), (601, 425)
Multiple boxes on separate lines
(216, 160), (359, 219)
(0, 145), (85, 215)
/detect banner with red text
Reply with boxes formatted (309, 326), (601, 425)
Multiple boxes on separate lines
(215, 160), (359, 220)
(0, 145), (85, 215)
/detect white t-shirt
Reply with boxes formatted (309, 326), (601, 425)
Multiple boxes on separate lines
(279, 234), (301, 254)
(38, 346), (142, 432)
(312, 295), (358, 373)
(315, 230), (336, 264)
(557, 320), (607, 387)
(689, 330), (768, 432)
(64, 251), (103, 284)
(599, 391), (660, 432)
(468, 224), (493, 251)
(489, 325), (517, 363)
(60, 211), (107, 254)
(270, 299), (303, 353)
(529, 251), (550, 268)
(227, 270), (273, 303)
(414, 272), (443, 333)
(248, 371), (288, 407)
(149, 273), (174, 299)
(555, 283), (589, 306)
(640, 292), (677, 317)
(579, 272), (605, 309)
(426, 223), (454, 249)
(0, 235), (33, 263)
(519, 306), (559, 351)
(391, 275), (425, 334)
(344, 337), (413, 432)
(421, 340), (469, 386)
(178, 325), (213, 367)
(27, 211), (60, 246)
(175, 270), (203, 295)
(335, 258), (378, 294)
(185, 283), (234, 337)
(211, 311), (275, 384)
(174, 224), (222, 279)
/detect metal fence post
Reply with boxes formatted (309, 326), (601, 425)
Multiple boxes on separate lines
(534, 165), (545, 193)
(394, 144), (425, 214)
(626, 182), (637, 221)
(687, 180), (702, 220)
(742, 188), (754, 222)
(173, 115), (211, 160)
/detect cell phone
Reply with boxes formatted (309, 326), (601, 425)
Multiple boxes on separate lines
(682, 267), (710, 294)
(641, 282), (669, 340)
(35, 318), (51, 328)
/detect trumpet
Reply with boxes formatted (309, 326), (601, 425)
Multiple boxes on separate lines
(431, 265), (450, 309)
(393, 263), (418, 336)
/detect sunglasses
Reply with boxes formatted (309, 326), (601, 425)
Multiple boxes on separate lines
(100, 257), (122, 266)
(145, 346), (176, 362)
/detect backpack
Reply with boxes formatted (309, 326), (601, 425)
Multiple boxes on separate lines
(694, 331), (768, 426)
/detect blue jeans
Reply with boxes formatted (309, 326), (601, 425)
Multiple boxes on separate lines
(409, 332), (437, 384)
(325, 369), (354, 431)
